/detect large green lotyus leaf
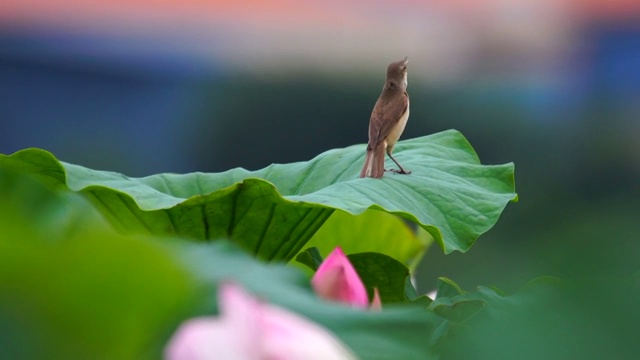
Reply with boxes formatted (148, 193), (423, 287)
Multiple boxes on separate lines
(0, 130), (517, 260)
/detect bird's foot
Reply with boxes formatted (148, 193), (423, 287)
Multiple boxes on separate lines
(389, 168), (412, 175)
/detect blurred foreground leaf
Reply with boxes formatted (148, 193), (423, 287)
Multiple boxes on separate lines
(0, 168), (440, 359)
(1, 168), (637, 359)
(0, 169), (193, 359)
(428, 276), (640, 359)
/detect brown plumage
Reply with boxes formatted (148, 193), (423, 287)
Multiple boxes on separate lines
(360, 57), (411, 178)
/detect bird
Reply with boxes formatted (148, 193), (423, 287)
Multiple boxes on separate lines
(360, 57), (411, 178)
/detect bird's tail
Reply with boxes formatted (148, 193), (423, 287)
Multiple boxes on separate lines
(359, 143), (386, 178)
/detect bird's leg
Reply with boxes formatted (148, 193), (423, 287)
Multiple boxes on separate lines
(387, 152), (411, 175)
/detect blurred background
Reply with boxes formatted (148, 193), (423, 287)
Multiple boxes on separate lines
(1, 0), (639, 293)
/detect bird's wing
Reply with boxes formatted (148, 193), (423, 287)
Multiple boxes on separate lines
(368, 91), (409, 148)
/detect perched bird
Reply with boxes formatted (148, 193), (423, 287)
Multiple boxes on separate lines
(360, 57), (411, 178)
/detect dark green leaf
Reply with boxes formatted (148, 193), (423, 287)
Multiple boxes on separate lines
(348, 252), (411, 304)
(295, 246), (324, 271)
(429, 298), (486, 323)
(436, 277), (465, 299)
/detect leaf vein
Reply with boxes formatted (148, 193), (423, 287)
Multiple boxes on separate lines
(254, 203), (277, 257)
(116, 193), (155, 234)
(271, 207), (313, 260)
(293, 158), (321, 194)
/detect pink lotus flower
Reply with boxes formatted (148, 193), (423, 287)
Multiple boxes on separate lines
(165, 283), (356, 360)
(311, 247), (381, 309)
